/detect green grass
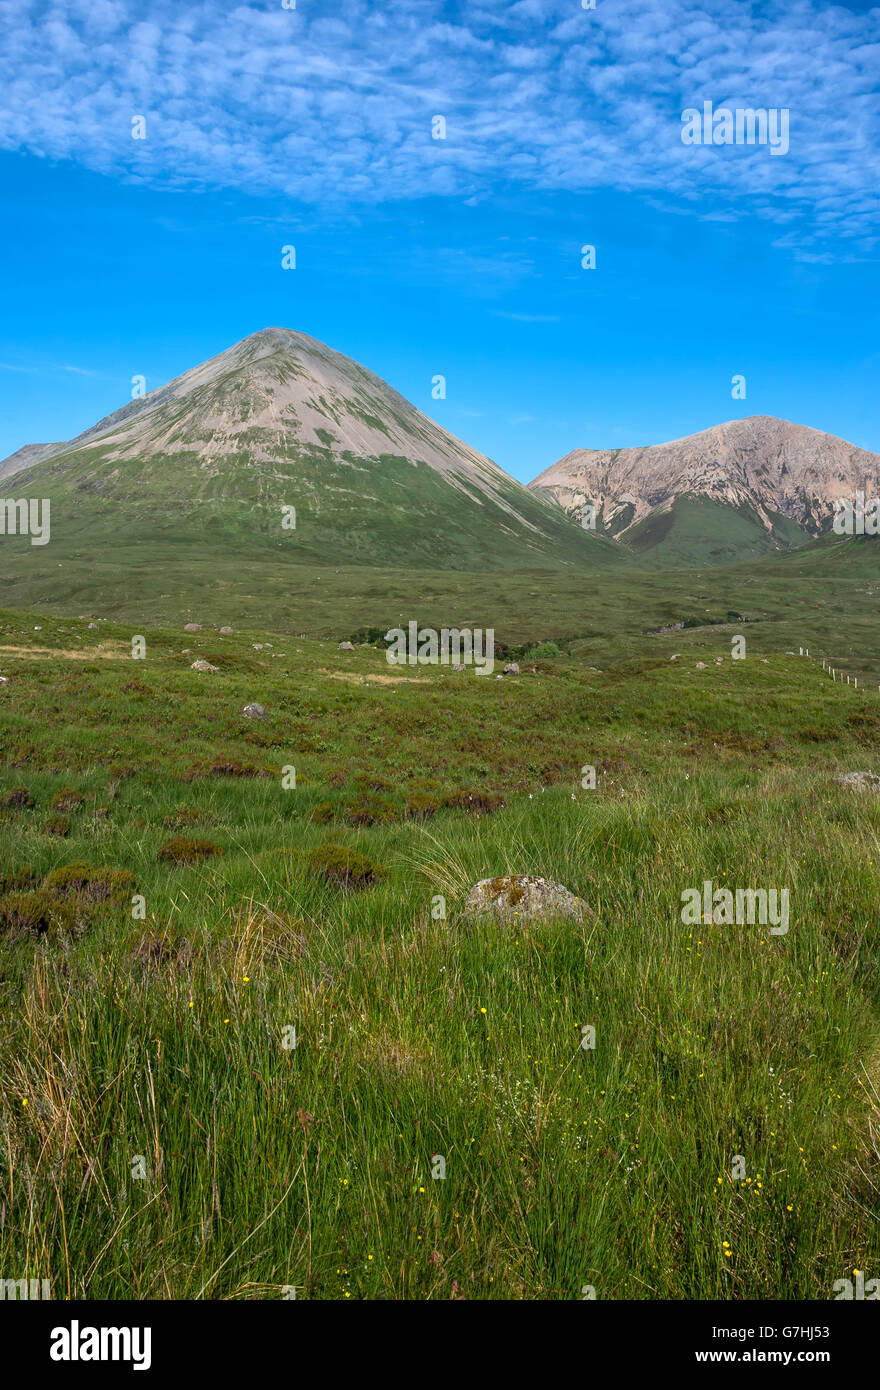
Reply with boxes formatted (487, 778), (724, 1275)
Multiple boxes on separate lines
(2, 539), (879, 682)
(4, 432), (622, 573)
(0, 607), (879, 1298)
(623, 495), (813, 567)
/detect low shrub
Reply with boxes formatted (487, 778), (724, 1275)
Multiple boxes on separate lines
(52, 787), (84, 812)
(0, 890), (77, 936)
(2, 786), (34, 809)
(158, 837), (222, 865)
(307, 843), (385, 889)
(45, 862), (136, 903)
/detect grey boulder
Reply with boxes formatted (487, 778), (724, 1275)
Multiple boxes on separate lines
(464, 874), (588, 924)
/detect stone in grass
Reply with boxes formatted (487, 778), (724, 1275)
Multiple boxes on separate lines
(465, 874), (588, 923)
(184, 623), (202, 632)
(834, 771), (880, 795)
(338, 641), (355, 651)
(503, 662), (521, 675)
(695, 661), (707, 670)
(242, 703), (266, 719)
(191, 659), (219, 672)
(219, 626), (234, 634)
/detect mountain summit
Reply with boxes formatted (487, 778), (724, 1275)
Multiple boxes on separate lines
(529, 416), (880, 566)
(0, 328), (612, 571)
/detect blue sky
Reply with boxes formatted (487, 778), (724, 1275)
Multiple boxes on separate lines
(0, 0), (878, 481)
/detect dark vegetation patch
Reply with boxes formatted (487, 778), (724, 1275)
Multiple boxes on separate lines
(183, 759), (270, 780)
(799, 725), (838, 742)
(846, 709), (880, 743)
(3, 786), (34, 809)
(307, 842), (385, 889)
(163, 807), (213, 830)
(0, 890), (76, 937)
(128, 930), (194, 971)
(52, 787), (85, 812)
(0, 868), (39, 895)
(441, 789), (505, 815)
(45, 862), (136, 904)
(404, 792), (441, 820)
(311, 784), (498, 825)
(338, 792), (398, 826)
(0, 861), (137, 939)
(158, 837), (223, 865)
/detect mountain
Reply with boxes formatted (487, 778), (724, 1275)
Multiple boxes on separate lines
(0, 327), (616, 573)
(529, 416), (880, 567)
(0, 442), (61, 482)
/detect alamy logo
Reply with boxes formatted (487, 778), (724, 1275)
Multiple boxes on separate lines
(681, 880), (789, 935)
(833, 1271), (879, 1300)
(0, 498), (50, 546)
(385, 622), (495, 676)
(0, 1276), (51, 1299)
(50, 1320), (152, 1370)
(681, 102), (789, 156)
(832, 492), (880, 535)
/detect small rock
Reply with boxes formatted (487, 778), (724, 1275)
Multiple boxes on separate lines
(219, 626), (234, 635)
(191, 659), (219, 673)
(338, 641), (355, 651)
(503, 662), (520, 675)
(184, 623), (202, 633)
(834, 771), (880, 795)
(695, 662), (707, 669)
(465, 875), (589, 924)
(452, 663), (466, 671)
(88, 623), (98, 630)
(253, 643), (264, 651)
(242, 703), (266, 719)
(714, 657), (724, 664)
(670, 654), (681, 661)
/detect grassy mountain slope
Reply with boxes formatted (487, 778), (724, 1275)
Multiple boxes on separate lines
(0, 328), (618, 573)
(624, 496), (812, 568)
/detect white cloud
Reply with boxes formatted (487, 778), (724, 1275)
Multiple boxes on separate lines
(0, 0), (876, 252)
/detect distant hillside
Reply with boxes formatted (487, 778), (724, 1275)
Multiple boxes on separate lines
(529, 416), (880, 566)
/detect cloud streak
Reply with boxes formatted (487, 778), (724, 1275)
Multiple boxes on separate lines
(0, 0), (877, 253)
